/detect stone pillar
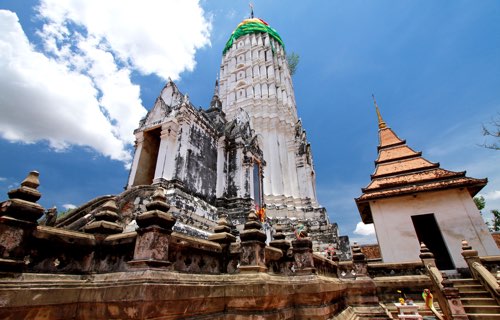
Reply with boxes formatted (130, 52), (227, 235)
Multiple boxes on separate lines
(269, 225), (292, 274)
(239, 210), (267, 273)
(153, 121), (179, 184)
(346, 242), (379, 305)
(215, 137), (226, 198)
(83, 198), (123, 235)
(291, 228), (315, 275)
(461, 239), (481, 277)
(351, 242), (368, 277)
(208, 214), (236, 273)
(0, 171), (45, 270)
(128, 187), (176, 268)
(419, 242), (437, 268)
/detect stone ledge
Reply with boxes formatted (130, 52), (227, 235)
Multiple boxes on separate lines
(34, 225), (96, 246)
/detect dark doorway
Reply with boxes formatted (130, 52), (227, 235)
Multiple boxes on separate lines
(411, 213), (455, 270)
(253, 162), (262, 209)
(132, 127), (161, 186)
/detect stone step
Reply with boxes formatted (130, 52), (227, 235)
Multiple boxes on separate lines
(455, 284), (488, 292)
(459, 290), (492, 298)
(450, 278), (480, 286)
(461, 297), (497, 306)
(467, 314), (500, 320)
(464, 305), (500, 314)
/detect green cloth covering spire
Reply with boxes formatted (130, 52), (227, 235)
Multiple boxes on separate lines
(223, 21), (285, 54)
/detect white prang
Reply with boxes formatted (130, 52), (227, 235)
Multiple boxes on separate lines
(219, 33), (319, 216)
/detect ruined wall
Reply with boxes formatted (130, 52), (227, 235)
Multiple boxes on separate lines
(174, 120), (218, 204)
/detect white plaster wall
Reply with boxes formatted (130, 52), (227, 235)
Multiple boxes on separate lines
(371, 189), (499, 269)
(218, 33), (320, 215)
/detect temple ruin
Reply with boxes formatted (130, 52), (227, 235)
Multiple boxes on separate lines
(1, 15), (500, 320)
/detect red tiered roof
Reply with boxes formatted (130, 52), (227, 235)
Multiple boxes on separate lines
(355, 103), (487, 224)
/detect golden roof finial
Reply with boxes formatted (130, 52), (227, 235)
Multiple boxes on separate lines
(372, 94), (387, 129)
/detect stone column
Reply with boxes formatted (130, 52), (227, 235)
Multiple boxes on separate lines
(269, 225), (292, 274)
(215, 137), (226, 198)
(461, 239), (481, 277)
(347, 242), (379, 305)
(286, 140), (300, 198)
(0, 171), (45, 270)
(351, 242), (368, 277)
(239, 210), (267, 273)
(153, 121), (179, 184)
(128, 187), (176, 268)
(419, 241), (437, 268)
(208, 214), (236, 273)
(291, 228), (316, 275)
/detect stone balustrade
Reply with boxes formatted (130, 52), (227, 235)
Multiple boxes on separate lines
(0, 171), (344, 278)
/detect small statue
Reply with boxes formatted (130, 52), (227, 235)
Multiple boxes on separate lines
(422, 289), (444, 320)
(43, 207), (57, 226)
(294, 224), (307, 239)
(397, 289), (406, 305)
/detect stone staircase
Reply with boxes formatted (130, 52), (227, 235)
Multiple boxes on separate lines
(451, 278), (500, 320)
(333, 305), (392, 320)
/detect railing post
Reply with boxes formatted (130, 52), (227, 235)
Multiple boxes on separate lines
(239, 210), (267, 273)
(128, 187), (176, 268)
(269, 225), (293, 274)
(351, 242), (368, 278)
(291, 227), (316, 275)
(208, 214), (236, 273)
(461, 240), (481, 279)
(0, 171), (45, 271)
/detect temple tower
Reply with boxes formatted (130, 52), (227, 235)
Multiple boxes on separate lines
(218, 18), (322, 223)
(356, 99), (499, 269)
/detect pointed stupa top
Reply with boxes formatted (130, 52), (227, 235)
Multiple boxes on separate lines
(373, 95), (386, 129)
(355, 99), (487, 223)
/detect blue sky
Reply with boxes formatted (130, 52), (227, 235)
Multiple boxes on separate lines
(1, 1), (499, 244)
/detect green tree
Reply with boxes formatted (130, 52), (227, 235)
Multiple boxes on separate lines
(490, 209), (500, 232)
(481, 113), (499, 150)
(286, 52), (300, 76)
(474, 196), (485, 211)
(474, 196), (491, 229)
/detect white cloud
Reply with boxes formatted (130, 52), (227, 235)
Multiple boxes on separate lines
(37, 0), (212, 81)
(0, 177), (6, 182)
(484, 190), (500, 201)
(62, 203), (77, 210)
(0, 10), (132, 161)
(353, 221), (375, 236)
(0, 1), (211, 164)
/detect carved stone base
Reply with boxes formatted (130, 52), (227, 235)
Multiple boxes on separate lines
(239, 265), (268, 273)
(292, 238), (316, 274)
(132, 226), (171, 262)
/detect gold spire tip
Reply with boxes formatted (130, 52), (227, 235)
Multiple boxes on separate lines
(372, 94), (387, 129)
